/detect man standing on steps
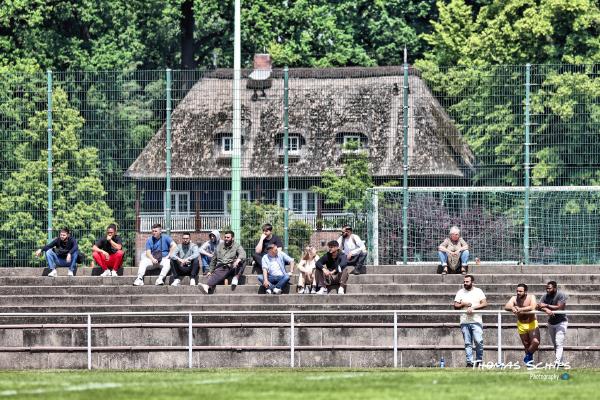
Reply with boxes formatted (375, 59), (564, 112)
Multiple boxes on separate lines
(35, 227), (79, 277)
(537, 281), (568, 366)
(133, 223), (177, 286)
(505, 283), (540, 365)
(314, 240), (349, 294)
(454, 274), (487, 367)
(92, 223), (124, 277)
(252, 223), (283, 274)
(338, 225), (368, 275)
(199, 230), (246, 294)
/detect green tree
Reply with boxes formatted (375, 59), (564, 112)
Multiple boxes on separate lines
(0, 88), (115, 265)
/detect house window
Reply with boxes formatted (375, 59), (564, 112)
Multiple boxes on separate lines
(164, 191), (190, 214)
(343, 134), (364, 151)
(278, 135), (302, 155)
(278, 191), (316, 214)
(222, 136), (233, 153)
(224, 191), (251, 214)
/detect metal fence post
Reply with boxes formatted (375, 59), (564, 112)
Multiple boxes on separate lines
(402, 48), (409, 265)
(165, 68), (173, 234)
(524, 63), (531, 265)
(283, 66), (290, 252)
(290, 312), (295, 368)
(87, 314), (92, 370)
(497, 311), (502, 365)
(188, 312), (193, 368)
(393, 311), (398, 367)
(46, 70), (53, 241)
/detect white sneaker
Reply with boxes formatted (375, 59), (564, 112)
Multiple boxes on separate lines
(338, 287), (345, 295)
(67, 270), (74, 277)
(111, 270), (118, 277)
(171, 279), (181, 287)
(199, 283), (209, 294)
(273, 288), (282, 294)
(155, 276), (165, 286)
(133, 277), (144, 286)
(316, 287), (327, 295)
(298, 287), (304, 294)
(100, 270), (111, 277)
(266, 288), (273, 294)
(48, 269), (57, 277)
(310, 287), (317, 294)
(231, 276), (238, 287)
(190, 278), (196, 286)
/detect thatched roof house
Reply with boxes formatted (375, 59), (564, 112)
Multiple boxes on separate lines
(126, 66), (474, 181)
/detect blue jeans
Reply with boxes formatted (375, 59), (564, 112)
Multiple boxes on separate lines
(461, 323), (484, 364)
(201, 254), (212, 273)
(257, 273), (290, 290)
(46, 249), (78, 272)
(438, 250), (469, 267)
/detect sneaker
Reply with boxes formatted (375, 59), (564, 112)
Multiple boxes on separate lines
(133, 277), (144, 286)
(298, 286), (304, 294)
(171, 279), (181, 287)
(266, 288), (273, 295)
(155, 276), (165, 286)
(190, 278), (196, 286)
(231, 276), (239, 288)
(100, 270), (111, 277)
(67, 270), (74, 277)
(111, 270), (118, 277)
(316, 287), (327, 295)
(338, 287), (345, 295)
(524, 352), (533, 365)
(310, 287), (317, 294)
(198, 283), (210, 294)
(466, 362), (474, 368)
(304, 286), (311, 294)
(273, 288), (282, 294)
(48, 269), (57, 278)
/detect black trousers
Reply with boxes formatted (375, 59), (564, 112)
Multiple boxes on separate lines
(171, 258), (200, 280)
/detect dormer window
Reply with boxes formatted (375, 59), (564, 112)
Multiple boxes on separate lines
(276, 133), (305, 157)
(343, 135), (363, 149)
(337, 132), (368, 152)
(222, 136), (233, 154)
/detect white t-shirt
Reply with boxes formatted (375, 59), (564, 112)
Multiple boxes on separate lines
(454, 287), (486, 325)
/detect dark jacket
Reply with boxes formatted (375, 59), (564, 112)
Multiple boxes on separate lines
(42, 237), (78, 258)
(315, 252), (348, 273)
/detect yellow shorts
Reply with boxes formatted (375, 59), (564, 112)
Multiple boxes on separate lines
(517, 319), (539, 335)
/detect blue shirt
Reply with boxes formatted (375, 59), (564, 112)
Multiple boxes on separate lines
(261, 251), (293, 277)
(145, 235), (173, 257)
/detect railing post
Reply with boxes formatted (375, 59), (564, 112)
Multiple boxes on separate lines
(497, 311), (502, 365)
(290, 312), (295, 368)
(283, 66), (290, 252)
(524, 63), (531, 265)
(87, 314), (92, 370)
(393, 311), (398, 368)
(188, 312), (193, 368)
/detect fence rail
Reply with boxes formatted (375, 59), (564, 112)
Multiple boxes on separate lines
(0, 309), (590, 370)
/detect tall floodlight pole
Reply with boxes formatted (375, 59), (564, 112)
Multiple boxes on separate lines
(231, 0), (242, 237)
(402, 48), (409, 265)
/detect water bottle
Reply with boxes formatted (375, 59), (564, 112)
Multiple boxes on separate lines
(440, 356), (445, 368)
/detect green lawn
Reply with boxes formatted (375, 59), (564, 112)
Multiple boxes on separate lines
(0, 368), (595, 400)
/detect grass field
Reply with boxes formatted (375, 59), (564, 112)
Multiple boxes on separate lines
(0, 368), (596, 400)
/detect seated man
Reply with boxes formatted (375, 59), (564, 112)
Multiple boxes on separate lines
(199, 230), (246, 294)
(258, 243), (295, 294)
(92, 223), (124, 277)
(338, 225), (368, 275)
(171, 232), (200, 286)
(315, 240), (349, 295)
(198, 230), (220, 275)
(133, 223), (177, 286)
(252, 223), (283, 273)
(35, 227), (79, 277)
(438, 226), (470, 275)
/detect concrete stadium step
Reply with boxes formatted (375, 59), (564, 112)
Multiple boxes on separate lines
(5, 264), (600, 276)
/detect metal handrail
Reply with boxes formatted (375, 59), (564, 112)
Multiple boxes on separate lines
(0, 309), (592, 370)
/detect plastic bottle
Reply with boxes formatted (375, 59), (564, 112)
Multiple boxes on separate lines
(440, 356), (445, 368)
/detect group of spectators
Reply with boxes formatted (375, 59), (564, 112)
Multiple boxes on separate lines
(35, 222), (369, 296)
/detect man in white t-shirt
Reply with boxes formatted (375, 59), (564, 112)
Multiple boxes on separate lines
(454, 274), (487, 367)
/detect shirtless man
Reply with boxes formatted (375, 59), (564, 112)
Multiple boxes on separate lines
(504, 283), (540, 365)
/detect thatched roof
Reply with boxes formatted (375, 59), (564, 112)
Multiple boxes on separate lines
(125, 67), (474, 179)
